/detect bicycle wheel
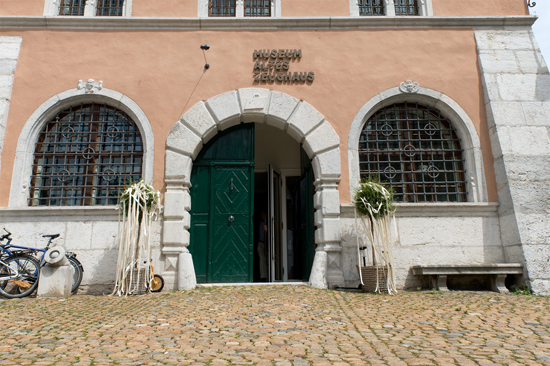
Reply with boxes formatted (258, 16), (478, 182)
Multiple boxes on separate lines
(67, 256), (83, 294)
(0, 254), (40, 298)
(150, 274), (164, 293)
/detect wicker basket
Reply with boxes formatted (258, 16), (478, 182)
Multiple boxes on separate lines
(361, 265), (389, 293)
(124, 269), (149, 295)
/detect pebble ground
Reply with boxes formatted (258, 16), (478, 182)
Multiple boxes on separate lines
(1, 285), (549, 365)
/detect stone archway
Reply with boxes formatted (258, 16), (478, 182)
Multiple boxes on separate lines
(162, 88), (344, 290)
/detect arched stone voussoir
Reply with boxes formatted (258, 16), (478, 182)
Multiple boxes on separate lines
(238, 88), (271, 123)
(266, 90), (300, 130)
(287, 101), (325, 142)
(302, 120), (340, 159)
(166, 120), (203, 159)
(179, 101), (217, 144)
(205, 90), (241, 130)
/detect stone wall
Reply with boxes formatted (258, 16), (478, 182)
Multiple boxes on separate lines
(0, 207), (163, 294)
(340, 203), (504, 290)
(0, 36), (21, 175)
(475, 29), (550, 294)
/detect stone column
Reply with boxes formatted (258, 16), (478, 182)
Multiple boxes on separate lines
(162, 175), (196, 290)
(310, 178), (345, 289)
(475, 29), (550, 294)
(0, 37), (22, 176)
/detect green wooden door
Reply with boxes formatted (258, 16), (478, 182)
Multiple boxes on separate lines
(189, 124), (254, 283)
(300, 148), (315, 281)
(210, 166), (253, 282)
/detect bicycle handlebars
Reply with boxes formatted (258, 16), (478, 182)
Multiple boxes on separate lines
(1, 228), (11, 241)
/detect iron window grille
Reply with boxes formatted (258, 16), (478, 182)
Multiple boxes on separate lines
(96, 0), (125, 16)
(394, 0), (419, 15)
(245, 0), (271, 17)
(58, 0), (86, 16)
(209, 0), (236, 17)
(359, 102), (467, 203)
(358, 0), (385, 16)
(29, 103), (143, 207)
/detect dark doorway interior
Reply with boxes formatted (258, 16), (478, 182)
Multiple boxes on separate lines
(253, 172), (268, 282)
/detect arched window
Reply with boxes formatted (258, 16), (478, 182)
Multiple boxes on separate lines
(29, 103), (143, 206)
(359, 102), (466, 202)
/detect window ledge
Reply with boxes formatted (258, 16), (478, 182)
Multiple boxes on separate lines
(0, 205), (164, 220)
(0, 206), (120, 219)
(341, 202), (499, 218)
(0, 15), (536, 30)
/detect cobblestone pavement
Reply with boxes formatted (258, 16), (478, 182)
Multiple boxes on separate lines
(1, 285), (549, 365)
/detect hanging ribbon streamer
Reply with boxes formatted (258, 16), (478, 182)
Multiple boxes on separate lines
(112, 180), (160, 296)
(354, 180), (398, 295)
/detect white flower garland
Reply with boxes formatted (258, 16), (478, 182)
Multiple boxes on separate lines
(112, 181), (160, 296)
(354, 181), (398, 294)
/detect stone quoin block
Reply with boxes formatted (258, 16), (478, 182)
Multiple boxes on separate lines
(0, 59), (17, 75)
(521, 101), (550, 126)
(312, 148), (341, 179)
(515, 49), (548, 74)
(0, 37), (23, 59)
(314, 218), (340, 243)
(313, 189), (340, 215)
(163, 190), (186, 219)
(507, 126), (550, 156)
(497, 74), (550, 102)
(162, 220), (185, 246)
(165, 150), (192, 180)
(488, 102), (526, 127)
(478, 50), (520, 74)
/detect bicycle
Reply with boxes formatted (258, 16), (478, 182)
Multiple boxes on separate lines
(0, 252), (41, 299)
(0, 228), (84, 296)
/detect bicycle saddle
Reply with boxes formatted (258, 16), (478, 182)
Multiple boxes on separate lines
(42, 234), (60, 239)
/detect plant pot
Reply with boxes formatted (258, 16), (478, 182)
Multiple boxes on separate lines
(361, 265), (389, 293)
(123, 268), (149, 295)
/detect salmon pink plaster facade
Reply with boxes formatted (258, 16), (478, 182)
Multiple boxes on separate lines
(0, 0), (548, 294)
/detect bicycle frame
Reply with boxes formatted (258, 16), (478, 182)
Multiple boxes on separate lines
(1, 229), (80, 265)
(1, 236), (53, 267)
(0, 257), (23, 281)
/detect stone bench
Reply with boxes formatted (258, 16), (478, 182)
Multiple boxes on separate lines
(411, 264), (523, 293)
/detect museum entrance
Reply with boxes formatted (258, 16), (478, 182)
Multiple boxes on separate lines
(189, 123), (314, 283)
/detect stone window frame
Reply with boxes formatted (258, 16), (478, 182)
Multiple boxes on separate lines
(44, 0), (133, 17)
(348, 86), (486, 203)
(9, 87), (153, 207)
(349, 0), (433, 16)
(198, 0), (281, 18)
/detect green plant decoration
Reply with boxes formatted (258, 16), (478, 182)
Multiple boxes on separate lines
(353, 177), (395, 219)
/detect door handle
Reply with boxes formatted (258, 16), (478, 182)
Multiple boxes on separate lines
(229, 215), (234, 222)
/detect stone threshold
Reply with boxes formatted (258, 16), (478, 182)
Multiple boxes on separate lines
(197, 282), (308, 287)
(0, 15), (536, 30)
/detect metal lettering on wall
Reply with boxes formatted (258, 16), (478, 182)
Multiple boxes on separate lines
(253, 49), (314, 83)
